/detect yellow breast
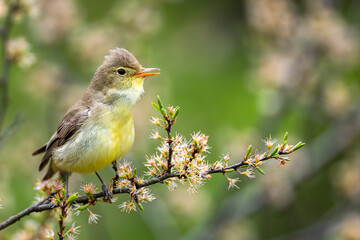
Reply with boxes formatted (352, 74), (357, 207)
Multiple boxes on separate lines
(53, 105), (135, 173)
(97, 114), (135, 169)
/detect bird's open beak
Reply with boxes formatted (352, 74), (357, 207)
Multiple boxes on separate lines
(134, 68), (160, 77)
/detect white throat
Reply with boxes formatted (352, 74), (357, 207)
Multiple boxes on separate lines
(106, 84), (144, 108)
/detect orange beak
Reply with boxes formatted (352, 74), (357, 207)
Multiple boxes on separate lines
(134, 68), (160, 77)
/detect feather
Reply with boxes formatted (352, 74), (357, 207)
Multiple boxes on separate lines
(36, 106), (90, 173)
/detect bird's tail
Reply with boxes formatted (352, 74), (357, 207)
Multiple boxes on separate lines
(32, 144), (47, 156)
(42, 164), (56, 181)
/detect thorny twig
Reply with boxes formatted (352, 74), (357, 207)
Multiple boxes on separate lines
(57, 203), (67, 240)
(0, 97), (305, 231)
(0, 191), (57, 231)
(153, 96), (176, 173)
(165, 113), (174, 173)
(0, 140), (301, 231)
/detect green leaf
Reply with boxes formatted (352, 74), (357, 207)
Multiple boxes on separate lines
(245, 145), (252, 159)
(256, 167), (266, 175)
(76, 204), (89, 211)
(66, 192), (78, 205)
(292, 141), (306, 151)
(270, 146), (279, 157)
(282, 132), (288, 146)
(61, 187), (66, 198)
(151, 102), (162, 114)
(137, 202), (144, 211)
(133, 168), (137, 176)
(157, 95), (164, 110)
(194, 140), (199, 149)
(160, 108), (167, 117)
(173, 107), (180, 119)
(54, 195), (61, 205)
(281, 156), (291, 161)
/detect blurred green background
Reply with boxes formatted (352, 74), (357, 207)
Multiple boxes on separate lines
(1, 0), (360, 239)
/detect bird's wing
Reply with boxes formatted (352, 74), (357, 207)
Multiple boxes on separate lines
(34, 106), (91, 171)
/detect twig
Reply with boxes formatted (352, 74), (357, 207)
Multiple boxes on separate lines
(0, 191), (56, 231)
(57, 202), (67, 240)
(0, 147), (294, 231)
(0, 0), (20, 134)
(111, 160), (120, 190)
(205, 151), (287, 175)
(165, 115), (174, 173)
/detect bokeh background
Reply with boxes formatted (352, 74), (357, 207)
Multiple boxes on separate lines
(1, 0), (360, 239)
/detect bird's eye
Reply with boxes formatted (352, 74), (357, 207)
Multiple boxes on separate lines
(117, 68), (126, 75)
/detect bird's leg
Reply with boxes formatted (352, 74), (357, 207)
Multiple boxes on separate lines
(60, 171), (70, 200)
(95, 171), (113, 200)
(65, 172), (69, 200)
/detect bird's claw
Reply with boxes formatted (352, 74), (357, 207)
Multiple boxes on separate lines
(102, 183), (113, 201)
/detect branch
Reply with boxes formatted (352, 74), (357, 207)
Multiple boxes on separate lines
(165, 116), (174, 173)
(0, 192), (56, 231)
(0, 143), (300, 231)
(0, 98), (305, 234)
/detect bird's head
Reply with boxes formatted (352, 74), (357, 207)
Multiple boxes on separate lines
(89, 48), (159, 106)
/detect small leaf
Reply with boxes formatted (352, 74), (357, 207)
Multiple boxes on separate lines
(194, 140), (199, 149)
(133, 168), (137, 176)
(54, 195), (61, 205)
(151, 102), (162, 114)
(66, 192), (78, 205)
(281, 157), (291, 161)
(157, 95), (164, 110)
(256, 167), (266, 175)
(292, 141), (306, 151)
(160, 108), (167, 117)
(225, 168), (234, 173)
(137, 202), (144, 211)
(173, 107), (180, 119)
(282, 132), (289, 146)
(76, 204), (89, 211)
(61, 187), (66, 198)
(245, 145), (252, 159)
(269, 146), (279, 157)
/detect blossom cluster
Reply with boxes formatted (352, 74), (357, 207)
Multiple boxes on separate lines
(113, 161), (156, 213)
(147, 131), (211, 194)
(45, 222), (81, 240)
(148, 98), (305, 191)
(32, 97), (305, 238)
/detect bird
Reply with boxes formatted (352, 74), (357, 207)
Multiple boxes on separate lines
(32, 48), (160, 199)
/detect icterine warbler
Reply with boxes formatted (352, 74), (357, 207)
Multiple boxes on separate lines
(32, 48), (160, 198)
